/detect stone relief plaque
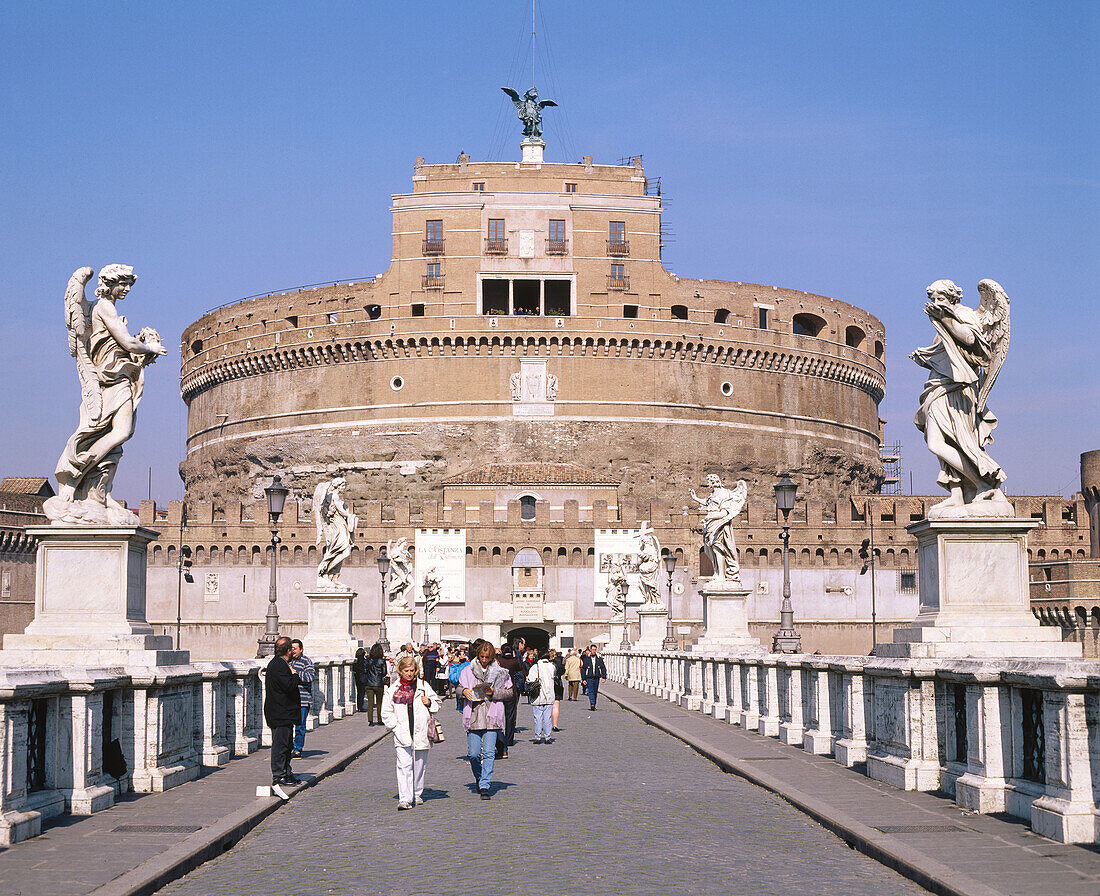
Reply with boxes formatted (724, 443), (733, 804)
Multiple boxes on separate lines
(414, 529), (466, 604)
(204, 573), (220, 602)
(512, 360), (555, 417)
(512, 592), (544, 623)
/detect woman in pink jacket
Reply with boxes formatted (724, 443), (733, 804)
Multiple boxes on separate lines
(458, 641), (514, 799)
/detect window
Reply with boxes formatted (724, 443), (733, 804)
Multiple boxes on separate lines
(424, 220), (444, 255)
(757, 307), (768, 329)
(1, 569), (9, 598)
(520, 495), (537, 520)
(488, 219), (505, 241)
(565, 183), (577, 193)
(327, 312), (337, 325)
(284, 315), (298, 328)
(671, 304), (688, 320)
(366, 304), (382, 320)
(609, 221), (626, 242)
(472, 182), (485, 191)
(549, 219), (566, 242)
(513, 280), (540, 315)
(544, 280), (571, 316)
(608, 265), (628, 291)
(845, 325), (866, 350)
(482, 280), (508, 315)
(792, 312), (826, 337)
(898, 570), (917, 593)
(623, 304), (638, 318)
(713, 308), (729, 324)
(424, 263), (443, 289)
(411, 303), (425, 317)
(427, 262), (441, 278)
(190, 338), (204, 354)
(486, 218), (507, 254)
(611, 263), (624, 279)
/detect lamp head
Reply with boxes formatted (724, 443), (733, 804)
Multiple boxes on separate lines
(265, 475), (289, 523)
(663, 553), (677, 575)
(377, 548), (390, 579)
(774, 472), (797, 517)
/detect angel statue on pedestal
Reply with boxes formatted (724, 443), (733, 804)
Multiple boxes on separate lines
(636, 522), (664, 607)
(422, 567), (442, 618)
(605, 556), (628, 617)
(691, 475), (748, 584)
(501, 86), (557, 139)
(313, 477), (358, 591)
(45, 265), (166, 526)
(911, 279), (1012, 518)
(385, 537), (413, 609)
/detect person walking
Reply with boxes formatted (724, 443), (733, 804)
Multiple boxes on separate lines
(458, 641), (514, 799)
(526, 651), (557, 744)
(263, 637), (302, 799)
(549, 648), (565, 731)
(363, 642), (388, 726)
(352, 646), (368, 712)
(581, 645), (607, 711)
(563, 649), (582, 701)
(289, 639), (315, 756)
(381, 655), (442, 810)
(495, 644), (523, 759)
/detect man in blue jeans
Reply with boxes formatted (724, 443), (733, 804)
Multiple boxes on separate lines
(289, 638), (315, 757)
(580, 645), (607, 710)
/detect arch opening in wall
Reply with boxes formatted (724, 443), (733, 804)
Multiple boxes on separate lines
(713, 308), (729, 324)
(671, 304), (688, 321)
(519, 495), (537, 521)
(874, 339), (884, 360)
(845, 326), (866, 350)
(793, 313), (826, 338)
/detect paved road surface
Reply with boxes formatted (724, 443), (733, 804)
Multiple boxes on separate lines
(160, 697), (926, 896)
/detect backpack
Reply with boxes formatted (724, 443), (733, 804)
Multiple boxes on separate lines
(524, 664), (542, 699)
(449, 660), (469, 685)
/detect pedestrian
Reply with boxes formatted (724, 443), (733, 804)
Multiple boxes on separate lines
(526, 650), (557, 744)
(495, 644), (523, 759)
(422, 642), (440, 685)
(581, 645), (607, 710)
(563, 648), (582, 701)
(458, 640), (514, 799)
(289, 638), (315, 756)
(449, 642), (473, 711)
(549, 648), (565, 731)
(381, 655), (442, 810)
(353, 646), (368, 712)
(363, 642), (388, 725)
(263, 636), (302, 799)
(435, 643), (451, 698)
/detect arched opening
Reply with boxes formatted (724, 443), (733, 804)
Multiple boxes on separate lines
(671, 304), (688, 321)
(845, 326), (866, 350)
(519, 495), (537, 521)
(874, 340), (884, 360)
(503, 626), (551, 654)
(792, 313), (826, 338)
(713, 308), (729, 324)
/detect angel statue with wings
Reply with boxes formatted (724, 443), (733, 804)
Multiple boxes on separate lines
(422, 566), (442, 617)
(911, 279), (1012, 517)
(501, 86), (557, 139)
(46, 265), (166, 525)
(313, 477), (358, 590)
(691, 475), (748, 584)
(385, 537), (414, 609)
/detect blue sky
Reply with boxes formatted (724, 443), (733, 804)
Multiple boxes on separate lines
(1, 1), (1096, 502)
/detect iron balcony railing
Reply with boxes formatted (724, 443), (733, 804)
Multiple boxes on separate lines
(546, 238), (568, 255)
(422, 239), (445, 255)
(422, 275), (445, 289)
(607, 275), (629, 291)
(484, 239), (508, 255)
(607, 239), (630, 256)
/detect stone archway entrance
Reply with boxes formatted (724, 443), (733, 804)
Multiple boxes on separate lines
(504, 625), (551, 654)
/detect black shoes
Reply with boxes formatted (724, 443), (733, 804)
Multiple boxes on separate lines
(479, 788), (491, 800)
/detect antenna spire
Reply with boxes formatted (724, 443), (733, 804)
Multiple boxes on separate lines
(531, 0), (536, 90)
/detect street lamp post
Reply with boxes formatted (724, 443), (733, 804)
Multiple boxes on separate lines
(661, 553), (678, 651)
(772, 472), (802, 653)
(256, 475), (289, 657)
(376, 549), (391, 652)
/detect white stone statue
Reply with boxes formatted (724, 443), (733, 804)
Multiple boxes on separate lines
(45, 265), (166, 526)
(510, 372), (522, 401)
(422, 566), (442, 617)
(313, 477), (358, 590)
(385, 537), (413, 609)
(690, 474), (748, 584)
(911, 279), (1012, 517)
(636, 522), (664, 607)
(605, 556), (628, 616)
(545, 374), (559, 401)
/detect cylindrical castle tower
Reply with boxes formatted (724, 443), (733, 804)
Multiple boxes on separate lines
(180, 154), (886, 505)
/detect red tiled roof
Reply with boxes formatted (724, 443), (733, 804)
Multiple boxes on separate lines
(0, 477), (54, 497)
(443, 463), (619, 486)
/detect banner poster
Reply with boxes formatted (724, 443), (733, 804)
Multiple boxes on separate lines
(414, 529), (466, 604)
(593, 528), (644, 605)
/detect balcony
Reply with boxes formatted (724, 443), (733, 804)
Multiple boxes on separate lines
(422, 239), (445, 256)
(484, 238), (508, 255)
(546, 238), (568, 255)
(607, 275), (630, 291)
(607, 239), (630, 257)
(422, 275), (445, 290)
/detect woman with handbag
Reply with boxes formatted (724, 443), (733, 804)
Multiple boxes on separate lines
(381, 655), (442, 810)
(525, 651), (557, 744)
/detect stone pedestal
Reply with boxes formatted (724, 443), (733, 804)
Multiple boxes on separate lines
(692, 580), (764, 654)
(521, 137), (545, 164)
(305, 590), (362, 657)
(2, 526), (188, 666)
(877, 517), (1082, 659)
(424, 619), (441, 645)
(609, 619), (629, 650)
(633, 607), (669, 651)
(385, 609), (415, 650)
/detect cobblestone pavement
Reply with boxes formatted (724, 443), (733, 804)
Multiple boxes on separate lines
(160, 698), (927, 896)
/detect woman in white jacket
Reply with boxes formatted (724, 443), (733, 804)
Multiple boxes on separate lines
(381, 655), (442, 809)
(526, 652), (557, 744)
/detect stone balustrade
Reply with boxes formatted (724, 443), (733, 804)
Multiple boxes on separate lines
(607, 649), (1100, 845)
(0, 655), (356, 845)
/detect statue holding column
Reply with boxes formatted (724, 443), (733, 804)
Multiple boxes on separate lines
(605, 556), (628, 616)
(313, 477), (358, 591)
(690, 475), (748, 584)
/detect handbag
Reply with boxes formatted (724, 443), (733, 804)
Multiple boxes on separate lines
(525, 678), (542, 699)
(427, 713), (445, 743)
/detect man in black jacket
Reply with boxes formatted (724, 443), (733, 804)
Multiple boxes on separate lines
(265, 636), (302, 796)
(581, 645), (608, 710)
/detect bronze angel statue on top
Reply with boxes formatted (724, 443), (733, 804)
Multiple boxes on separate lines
(45, 265), (166, 525)
(501, 86), (557, 139)
(911, 279), (1012, 517)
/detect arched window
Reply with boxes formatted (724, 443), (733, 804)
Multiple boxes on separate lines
(845, 326), (865, 350)
(793, 313), (826, 338)
(713, 308), (730, 324)
(671, 304), (688, 321)
(519, 495), (537, 520)
(874, 340), (884, 360)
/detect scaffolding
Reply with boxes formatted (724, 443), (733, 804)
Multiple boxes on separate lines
(880, 441), (902, 495)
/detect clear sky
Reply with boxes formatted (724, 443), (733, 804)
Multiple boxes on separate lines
(1, 1), (1096, 504)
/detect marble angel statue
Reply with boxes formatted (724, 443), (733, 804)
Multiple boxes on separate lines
(636, 522), (664, 607)
(385, 537), (414, 609)
(691, 475), (748, 584)
(313, 477), (358, 590)
(46, 265), (166, 525)
(911, 279), (1012, 517)
(605, 556), (628, 617)
(422, 566), (442, 617)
